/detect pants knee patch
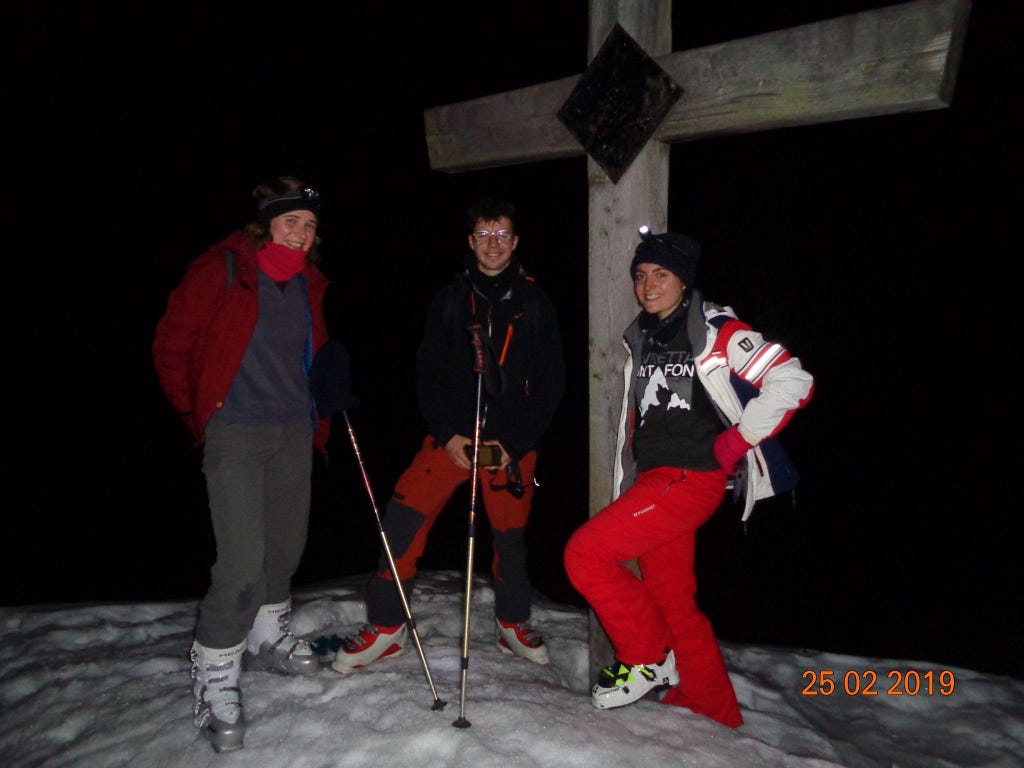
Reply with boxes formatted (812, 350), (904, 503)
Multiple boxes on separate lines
(379, 501), (427, 568)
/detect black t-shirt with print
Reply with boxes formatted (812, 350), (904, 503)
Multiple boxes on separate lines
(632, 305), (723, 473)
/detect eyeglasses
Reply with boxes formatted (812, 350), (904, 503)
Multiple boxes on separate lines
(473, 230), (513, 243)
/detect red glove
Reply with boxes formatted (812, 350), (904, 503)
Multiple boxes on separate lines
(713, 426), (753, 476)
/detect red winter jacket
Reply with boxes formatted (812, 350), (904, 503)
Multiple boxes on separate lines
(153, 230), (331, 451)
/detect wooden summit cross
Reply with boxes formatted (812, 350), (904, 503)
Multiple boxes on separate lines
(423, 0), (969, 675)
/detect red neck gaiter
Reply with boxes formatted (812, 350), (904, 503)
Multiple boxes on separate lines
(257, 241), (307, 281)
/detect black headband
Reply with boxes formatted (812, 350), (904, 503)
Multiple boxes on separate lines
(257, 187), (321, 223)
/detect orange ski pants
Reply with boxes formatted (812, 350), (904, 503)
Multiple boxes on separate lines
(365, 435), (537, 627)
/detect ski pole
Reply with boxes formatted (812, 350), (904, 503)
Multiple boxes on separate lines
(452, 323), (488, 729)
(341, 410), (447, 711)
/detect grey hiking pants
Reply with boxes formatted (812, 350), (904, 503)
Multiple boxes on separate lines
(195, 416), (313, 648)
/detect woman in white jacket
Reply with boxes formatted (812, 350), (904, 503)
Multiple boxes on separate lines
(564, 228), (814, 728)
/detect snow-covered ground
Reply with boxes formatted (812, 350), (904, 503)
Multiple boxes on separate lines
(2, 570), (1021, 767)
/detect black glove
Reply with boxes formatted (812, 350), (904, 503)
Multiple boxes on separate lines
(310, 340), (360, 416)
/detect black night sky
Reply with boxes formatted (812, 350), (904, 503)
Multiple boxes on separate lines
(9, 1), (1021, 681)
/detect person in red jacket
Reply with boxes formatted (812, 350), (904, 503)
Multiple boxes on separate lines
(153, 175), (349, 753)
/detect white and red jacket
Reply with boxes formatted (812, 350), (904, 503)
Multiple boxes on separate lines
(614, 289), (815, 521)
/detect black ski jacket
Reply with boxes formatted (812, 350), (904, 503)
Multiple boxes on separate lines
(415, 264), (565, 460)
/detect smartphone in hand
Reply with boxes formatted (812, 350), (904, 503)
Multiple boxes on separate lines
(464, 443), (502, 468)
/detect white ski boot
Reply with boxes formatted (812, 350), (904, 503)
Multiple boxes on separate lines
(330, 623), (408, 674)
(591, 649), (679, 710)
(245, 598), (320, 676)
(496, 618), (550, 665)
(190, 639), (246, 753)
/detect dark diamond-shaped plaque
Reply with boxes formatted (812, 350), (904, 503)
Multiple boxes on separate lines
(557, 24), (682, 183)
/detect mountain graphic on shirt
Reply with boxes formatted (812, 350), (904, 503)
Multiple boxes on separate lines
(638, 368), (691, 425)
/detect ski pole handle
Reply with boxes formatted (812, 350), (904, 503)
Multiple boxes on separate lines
(466, 322), (487, 374)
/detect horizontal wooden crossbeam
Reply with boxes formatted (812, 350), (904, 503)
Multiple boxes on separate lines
(423, 0), (970, 173)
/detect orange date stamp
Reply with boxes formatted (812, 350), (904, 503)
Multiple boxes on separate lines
(801, 669), (956, 696)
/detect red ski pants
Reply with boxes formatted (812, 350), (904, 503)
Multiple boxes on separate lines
(564, 466), (742, 727)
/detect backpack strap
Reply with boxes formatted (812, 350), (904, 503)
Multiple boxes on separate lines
(519, 274), (541, 338)
(443, 269), (541, 339)
(223, 248), (237, 287)
(442, 280), (460, 333)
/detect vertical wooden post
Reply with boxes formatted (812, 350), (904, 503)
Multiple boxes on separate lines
(585, 0), (672, 677)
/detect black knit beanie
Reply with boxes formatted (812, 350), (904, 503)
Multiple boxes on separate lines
(629, 227), (701, 287)
(257, 187), (321, 223)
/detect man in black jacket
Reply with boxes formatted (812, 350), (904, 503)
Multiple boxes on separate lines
(332, 197), (566, 673)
